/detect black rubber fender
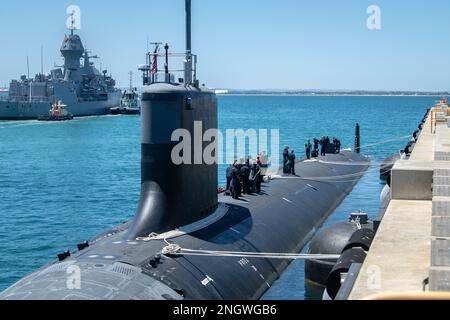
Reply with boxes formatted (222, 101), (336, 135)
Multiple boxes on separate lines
(405, 142), (415, 155)
(342, 228), (375, 252)
(326, 248), (367, 300)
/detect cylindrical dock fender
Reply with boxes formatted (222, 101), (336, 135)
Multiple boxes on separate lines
(405, 144), (415, 156)
(326, 248), (367, 300)
(404, 141), (415, 156)
(305, 212), (372, 288)
(342, 228), (375, 252)
(305, 222), (356, 287)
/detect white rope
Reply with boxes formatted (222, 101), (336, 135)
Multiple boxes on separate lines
(317, 159), (383, 166)
(358, 135), (412, 149)
(273, 170), (369, 182)
(161, 244), (339, 261)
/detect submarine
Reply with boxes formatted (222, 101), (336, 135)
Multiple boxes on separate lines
(0, 0), (369, 300)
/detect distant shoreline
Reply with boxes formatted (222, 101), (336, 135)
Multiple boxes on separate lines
(216, 93), (447, 97)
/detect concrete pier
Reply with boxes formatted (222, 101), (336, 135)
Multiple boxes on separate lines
(349, 108), (450, 300)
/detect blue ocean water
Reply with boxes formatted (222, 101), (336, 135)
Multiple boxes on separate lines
(0, 95), (437, 298)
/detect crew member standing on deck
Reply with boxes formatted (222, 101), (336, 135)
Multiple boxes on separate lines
(320, 136), (326, 156)
(325, 136), (331, 154)
(231, 161), (241, 199)
(305, 140), (312, 160)
(240, 160), (250, 195)
(226, 161), (236, 192)
(251, 161), (262, 193)
(313, 138), (319, 158)
(283, 146), (290, 174)
(289, 150), (296, 175)
(335, 138), (341, 154)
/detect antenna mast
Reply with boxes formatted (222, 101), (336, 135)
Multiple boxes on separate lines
(27, 56), (32, 102)
(69, 11), (75, 36)
(26, 56), (30, 79)
(129, 71), (133, 91)
(184, 0), (193, 85)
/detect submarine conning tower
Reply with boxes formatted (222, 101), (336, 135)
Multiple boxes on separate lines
(126, 0), (218, 239)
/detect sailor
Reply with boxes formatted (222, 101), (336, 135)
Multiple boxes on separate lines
(283, 146), (290, 174)
(320, 136), (326, 156)
(240, 160), (251, 195)
(226, 161), (236, 193)
(313, 138), (319, 158)
(325, 136), (331, 154)
(289, 150), (296, 175)
(231, 161), (241, 199)
(250, 161), (262, 193)
(335, 138), (341, 154)
(305, 140), (312, 160)
(257, 171), (263, 193)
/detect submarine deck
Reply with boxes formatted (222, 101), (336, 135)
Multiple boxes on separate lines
(349, 109), (450, 300)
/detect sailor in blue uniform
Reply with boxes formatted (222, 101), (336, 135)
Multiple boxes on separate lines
(283, 146), (290, 174)
(226, 161), (236, 192)
(231, 162), (241, 199)
(289, 150), (296, 175)
(305, 140), (312, 160)
(251, 162), (262, 193)
(320, 137), (326, 156)
(313, 138), (320, 158)
(240, 160), (251, 195)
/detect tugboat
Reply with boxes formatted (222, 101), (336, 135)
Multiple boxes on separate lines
(38, 100), (74, 121)
(110, 71), (140, 115)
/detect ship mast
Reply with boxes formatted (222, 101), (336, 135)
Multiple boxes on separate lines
(27, 56), (31, 102)
(128, 71), (133, 91)
(184, 0), (193, 85)
(70, 12), (75, 36)
(26, 56), (30, 79)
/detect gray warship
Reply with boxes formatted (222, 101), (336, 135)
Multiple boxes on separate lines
(0, 24), (121, 120)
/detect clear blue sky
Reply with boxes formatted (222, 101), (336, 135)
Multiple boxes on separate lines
(0, 0), (449, 91)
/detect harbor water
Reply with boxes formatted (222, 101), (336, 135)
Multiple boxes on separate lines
(0, 94), (437, 299)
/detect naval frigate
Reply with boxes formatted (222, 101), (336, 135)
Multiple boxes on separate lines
(0, 25), (121, 120)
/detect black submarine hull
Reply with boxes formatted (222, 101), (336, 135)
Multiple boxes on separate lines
(0, 151), (368, 300)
